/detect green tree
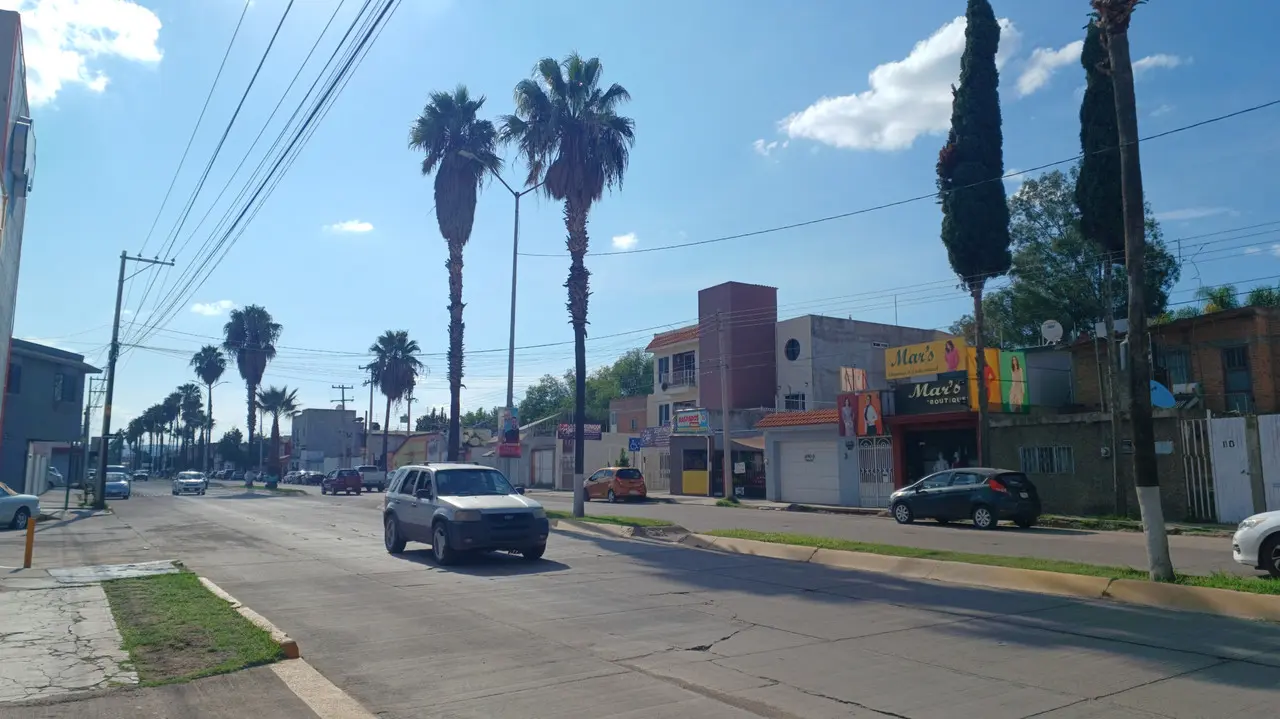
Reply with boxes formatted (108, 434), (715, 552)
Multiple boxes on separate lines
(936, 0), (1011, 465)
(217, 428), (244, 470)
(1195, 284), (1239, 313)
(256, 385), (299, 478)
(415, 407), (447, 432)
(502, 54), (636, 518)
(410, 86), (502, 462)
(370, 330), (423, 470)
(125, 417), (145, 470)
(190, 345), (227, 472)
(161, 391), (182, 472)
(1093, 0), (1173, 581)
(460, 407), (498, 429)
(178, 382), (204, 468)
(222, 305), (282, 449)
(1246, 285), (1280, 307)
(948, 168), (1178, 347)
(518, 374), (572, 424)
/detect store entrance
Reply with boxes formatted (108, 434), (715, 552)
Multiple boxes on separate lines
(903, 428), (976, 484)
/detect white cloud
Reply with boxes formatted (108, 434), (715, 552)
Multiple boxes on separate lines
(1149, 103), (1173, 118)
(751, 138), (787, 157)
(0, 0), (163, 107)
(1154, 207), (1236, 222)
(1244, 247), (1261, 255)
(1271, 244), (1280, 259)
(190, 300), (235, 317)
(779, 16), (1020, 152)
(1133, 53), (1187, 77)
(324, 219), (374, 233)
(611, 232), (638, 251)
(1016, 40), (1082, 96)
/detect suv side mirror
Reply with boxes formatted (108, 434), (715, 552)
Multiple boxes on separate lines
(415, 488), (432, 500)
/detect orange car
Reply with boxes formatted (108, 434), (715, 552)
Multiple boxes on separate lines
(583, 467), (647, 502)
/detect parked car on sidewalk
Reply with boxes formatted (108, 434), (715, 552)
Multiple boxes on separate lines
(356, 465), (387, 492)
(1233, 509), (1280, 578)
(0, 482), (38, 530)
(889, 468), (1040, 530)
(321, 469), (363, 495)
(104, 472), (132, 500)
(381, 463), (549, 564)
(583, 466), (648, 503)
(172, 471), (207, 496)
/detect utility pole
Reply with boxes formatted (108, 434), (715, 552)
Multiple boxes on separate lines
(404, 389), (415, 433)
(362, 363), (375, 463)
(76, 377), (102, 511)
(331, 384), (353, 410)
(96, 251), (174, 509)
(717, 311), (734, 500)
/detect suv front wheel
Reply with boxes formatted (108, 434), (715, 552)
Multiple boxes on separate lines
(432, 521), (459, 566)
(384, 515), (406, 554)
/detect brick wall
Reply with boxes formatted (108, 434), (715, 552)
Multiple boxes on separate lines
(989, 412), (1192, 520)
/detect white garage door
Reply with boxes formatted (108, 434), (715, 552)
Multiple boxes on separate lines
(778, 439), (840, 505)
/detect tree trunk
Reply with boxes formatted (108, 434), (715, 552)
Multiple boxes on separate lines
(1101, 9), (1174, 581)
(382, 399), (392, 472)
(1102, 261), (1128, 516)
(271, 415), (281, 478)
(565, 198), (591, 518)
(206, 384), (214, 473)
(246, 384), (257, 447)
(446, 240), (464, 462)
(972, 285), (990, 466)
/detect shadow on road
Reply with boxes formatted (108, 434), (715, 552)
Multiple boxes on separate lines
(393, 547), (570, 576)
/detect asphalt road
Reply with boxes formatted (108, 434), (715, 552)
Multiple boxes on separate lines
(3, 482), (1275, 718)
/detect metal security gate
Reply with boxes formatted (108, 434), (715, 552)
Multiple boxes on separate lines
(1208, 417), (1253, 524)
(1256, 414), (1280, 511)
(858, 436), (894, 508)
(1180, 418), (1216, 522)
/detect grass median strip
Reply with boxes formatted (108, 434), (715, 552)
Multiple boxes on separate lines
(547, 509), (674, 528)
(705, 529), (1280, 596)
(102, 572), (286, 686)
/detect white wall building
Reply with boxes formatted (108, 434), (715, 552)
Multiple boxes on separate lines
(645, 325), (699, 428)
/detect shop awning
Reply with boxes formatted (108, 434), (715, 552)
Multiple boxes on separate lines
(733, 436), (766, 451)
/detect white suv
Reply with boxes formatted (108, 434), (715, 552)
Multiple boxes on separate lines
(1233, 510), (1280, 577)
(382, 463), (549, 565)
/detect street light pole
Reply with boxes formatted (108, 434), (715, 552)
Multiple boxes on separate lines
(96, 251), (174, 509)
(494, 173), (541, 483)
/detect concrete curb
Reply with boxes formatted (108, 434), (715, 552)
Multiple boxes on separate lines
(550, 518), (635, 538)
(682, 534), (1280, 622)
(271, 658), (377, 719)
(198, 577), (301, 659)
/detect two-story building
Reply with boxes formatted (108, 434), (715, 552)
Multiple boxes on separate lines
(1, 339), (99, 493)
(645, 324), (699, 428)
(291, 408), (362, 470)
(0, 11), (33, 448)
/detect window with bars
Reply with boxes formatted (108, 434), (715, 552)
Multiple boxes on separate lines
(784, 393), (806, 411)
(1222, 345), (1253, 413)
(1153, 344), (1192, 386)
(1018, 446), (1074, 475)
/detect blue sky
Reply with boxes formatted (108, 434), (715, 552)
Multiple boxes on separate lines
(7, 0), (1279, 437)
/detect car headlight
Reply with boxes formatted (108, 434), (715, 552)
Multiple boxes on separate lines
(529, 507), (546, 519)
(1239, 516), (1264, 530)
(453, 509), (483, 522)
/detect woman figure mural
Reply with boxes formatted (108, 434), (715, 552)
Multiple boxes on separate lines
(944, 339), (961, 371)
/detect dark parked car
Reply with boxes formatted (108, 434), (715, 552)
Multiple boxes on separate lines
(889, 468), (1040, 530)
(321, 469), (363, 495)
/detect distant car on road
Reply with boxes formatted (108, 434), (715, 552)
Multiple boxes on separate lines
(381, 463), (548, 564)
(132, 471), (149, 482)
(47, 466), (64, 487)
(1233, 510), (1280, 578)
(103, 472), (132, 500)
(583, 466), (647, 503)
(0, 481), (38, 529)
(356, 465), (386, 492)
(172, 471), (207, 496)
(890, 468), (1040, 530)
(321, 469), (363, 495)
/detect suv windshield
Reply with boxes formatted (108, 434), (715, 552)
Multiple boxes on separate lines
(356, 465), (378, 473)
(178, 472), (202, 479)
(435, 469), (516, 497)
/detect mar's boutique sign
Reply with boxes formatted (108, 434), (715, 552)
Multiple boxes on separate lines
(884, 338), (967, 380)
(895, 371), (969, 415)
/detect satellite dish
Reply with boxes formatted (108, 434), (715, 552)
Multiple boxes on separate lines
(1151, 380), (1177, 409)
(1040, 319), (1064, 344)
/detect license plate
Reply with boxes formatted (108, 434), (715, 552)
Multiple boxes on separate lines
(630, 490), (641, 495)
(1019, 491), (1029, 499)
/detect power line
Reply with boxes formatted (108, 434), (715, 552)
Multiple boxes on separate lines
(519, 98), (1280, 259)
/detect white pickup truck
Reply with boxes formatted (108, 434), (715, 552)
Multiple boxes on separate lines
(356, 465), (387, 492)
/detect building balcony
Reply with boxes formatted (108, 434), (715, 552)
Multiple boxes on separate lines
(659, 368), (697, 390)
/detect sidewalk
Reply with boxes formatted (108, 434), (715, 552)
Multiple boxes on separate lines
(525, 487), (885, 514)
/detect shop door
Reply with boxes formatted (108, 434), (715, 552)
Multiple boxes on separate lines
(857, 437), (894, 508)
(779, 439), (840, 505)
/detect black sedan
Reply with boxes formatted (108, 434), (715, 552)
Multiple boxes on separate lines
(890, 468), (1041, 530)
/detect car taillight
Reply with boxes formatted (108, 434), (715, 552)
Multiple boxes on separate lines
(987, 478), (1009, 494)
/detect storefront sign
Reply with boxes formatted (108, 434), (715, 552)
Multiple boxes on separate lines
(885, 338), (967, 380)
(557, 423), (602, 440)
(1000, 350), (1030, 413)
(639, 425), (671, 448)
(894, 371), (969, 414)
(672, 408), (710, 435)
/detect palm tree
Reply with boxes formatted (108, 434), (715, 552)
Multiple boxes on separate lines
(369, 330), (424, 470)
(256, 385), (300, 479)
(190, 345), (227, 472)
(1195, 284), (1239, 314)
(125, 417), (145, 470)
(222, 305), (282, 449)
(501, 54), (635, 517)
(177, 383), (203, 468)
(409, 85), (502, 462)
(162, 391), (182, 473)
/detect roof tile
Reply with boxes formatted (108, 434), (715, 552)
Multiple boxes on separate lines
(646, 324), (699, 352)
(755, 409), (840, 429)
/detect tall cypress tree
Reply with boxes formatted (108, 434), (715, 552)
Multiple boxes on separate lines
(937, 0), (1011, 465)
(1076, 21), (1128, 517)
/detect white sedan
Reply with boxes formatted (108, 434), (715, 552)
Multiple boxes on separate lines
(172, 472), (207, 496)
(0, 482), (38, 529)
(1233, 510), (1280, 577)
